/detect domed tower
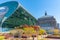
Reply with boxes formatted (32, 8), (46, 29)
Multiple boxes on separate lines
(37, 12), (57, 30)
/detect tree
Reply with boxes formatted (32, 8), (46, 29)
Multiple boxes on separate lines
(53, 29), (60, 35)
(39, 29), (47, 35)
(23, 27), (36, 37)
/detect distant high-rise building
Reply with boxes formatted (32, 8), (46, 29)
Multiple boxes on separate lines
(37, 12), (57, 30)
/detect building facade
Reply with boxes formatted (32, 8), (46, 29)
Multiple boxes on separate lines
(37, 12), (57, 30)
(0, 1), (37, 28)
(56, 23), (59, 29)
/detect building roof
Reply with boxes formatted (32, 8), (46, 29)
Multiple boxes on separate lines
(38, 12), (55, 20)
(0, 1), (37, 28)
(0, 1), (18, 23)
(0, 1), (37, 23)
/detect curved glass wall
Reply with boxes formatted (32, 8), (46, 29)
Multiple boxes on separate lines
(0, 1), (37, 28)
(0, 6), (8, 32)
(2, 6), (37, 28)
(0, 6), (8, 23)
(0, 1), (37, 32)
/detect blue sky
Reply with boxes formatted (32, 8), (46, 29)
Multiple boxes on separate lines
(0, 0), (60, 23)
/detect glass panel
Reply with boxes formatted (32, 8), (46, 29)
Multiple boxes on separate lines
(0, 6), (8, 32)
(2, 6), (37, 28)
(0, 6), (8, 23)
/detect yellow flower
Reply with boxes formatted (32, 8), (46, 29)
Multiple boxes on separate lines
(53, 29), (60, 35)
(23, 27), (36, 35)
(39, 29), (47, 35)
(0, 36), (5, 40)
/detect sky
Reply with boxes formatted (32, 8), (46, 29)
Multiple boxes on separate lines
(0, 0), (60, 23)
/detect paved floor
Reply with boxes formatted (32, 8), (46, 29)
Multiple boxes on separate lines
(47, 38), (60, 40)
(49, 39), (60, 40)
(5, 39), (60, 40)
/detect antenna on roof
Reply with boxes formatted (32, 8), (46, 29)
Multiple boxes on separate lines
(45, 11), (47, 16)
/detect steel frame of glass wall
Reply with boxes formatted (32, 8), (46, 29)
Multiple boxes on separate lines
(0, 1), (37, 28)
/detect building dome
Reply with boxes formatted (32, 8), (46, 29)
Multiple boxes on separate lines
(38, 12), (55, 21)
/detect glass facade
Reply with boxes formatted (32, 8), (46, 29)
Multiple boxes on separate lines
(2, 6), (37, 28)
(0, 1), (37, 32)
(0, 6), (8, 23)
